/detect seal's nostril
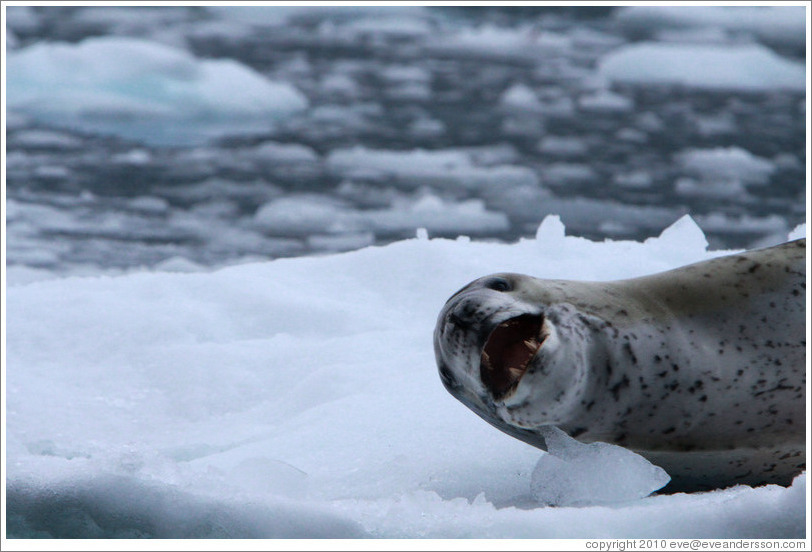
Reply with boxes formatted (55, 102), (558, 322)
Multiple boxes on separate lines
(485, 277), (511, 292)
(448, 313), (466, 328)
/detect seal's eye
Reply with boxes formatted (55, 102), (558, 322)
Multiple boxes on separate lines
(486, 277), (511, 292)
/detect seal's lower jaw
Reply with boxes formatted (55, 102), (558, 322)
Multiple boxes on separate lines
(480, 314), (548, 401)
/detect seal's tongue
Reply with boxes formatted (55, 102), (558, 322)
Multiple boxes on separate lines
(480, 314), (546, 399)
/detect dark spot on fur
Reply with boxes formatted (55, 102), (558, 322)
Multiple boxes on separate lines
(623, 342), (637, 365)
(610, 375), (631, 401)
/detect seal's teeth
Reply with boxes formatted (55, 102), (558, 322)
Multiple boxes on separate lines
(508, 367), (524, 378)
(538, 322), (550, 342)
(523, 339), (538, 351)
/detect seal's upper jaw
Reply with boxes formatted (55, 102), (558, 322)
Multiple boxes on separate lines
(480, 313), (549, 400)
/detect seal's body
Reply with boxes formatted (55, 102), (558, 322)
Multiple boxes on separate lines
(434, 239), (806, 491)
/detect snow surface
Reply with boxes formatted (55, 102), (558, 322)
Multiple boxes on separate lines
(5, 37), (308, 145)
(600, 42), (805, 91)
(5, 216), (807, 539)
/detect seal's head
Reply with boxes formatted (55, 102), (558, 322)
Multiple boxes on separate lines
(434, 273), (596, 448)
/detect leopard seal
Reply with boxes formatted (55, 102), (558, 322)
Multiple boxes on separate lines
(434, 239), (806, 492)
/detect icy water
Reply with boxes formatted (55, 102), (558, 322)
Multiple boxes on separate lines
(5, 6), (807, 279)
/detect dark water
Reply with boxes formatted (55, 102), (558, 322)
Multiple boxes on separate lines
(5, 6), (807, 278)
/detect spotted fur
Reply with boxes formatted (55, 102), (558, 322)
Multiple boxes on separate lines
(434, 239), (806, 492)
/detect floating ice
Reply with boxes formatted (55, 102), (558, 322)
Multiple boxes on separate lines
(674, 177), (748, 200)
(253, 192), (509, 238)
(615, 6), (806, 53)
(6, 37), (309, 145)
(531, 427), (671, 507)
(694, 213), (788, 235)
(543, 163), (599, 186)
(500, 83), (543, 111)
(210, 5), (428, 28)
(9, 129), (83, 150)
(675, 147), (775, 186)
(254, 195), (355, 236)
(426, 25), (570, 64)
(326, 146), (538, 192)
(353, 194), (510, 237)
(578, 89), (634, 113)
(538, 136), (588, 158)
(600, 43), (805, 92)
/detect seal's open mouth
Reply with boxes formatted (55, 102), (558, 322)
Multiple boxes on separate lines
(480, 314), (547, 399)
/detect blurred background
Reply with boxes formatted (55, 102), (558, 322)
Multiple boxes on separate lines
(4, 5), (807, 283)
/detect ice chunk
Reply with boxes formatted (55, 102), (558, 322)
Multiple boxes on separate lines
(599, 43), (805, 92)
(254, 195), (354, 236)
(543, 163), (599, 186)
(578, 89), (634, 114)
(787, 224), (806, 241)
(675, 147), (775, 186)
(343, 15), (432, 39)
(6, 37), (308, 145)
(615, 7), (806, 54)
(652, 214), (709, 253)
(613, 170), (653, 189)
(326, 146), (538, 192)
(538, 136), (588, 158)
(9, 129), (83, 150)
(531, 426), (670, 507)
(354, 194), (510, 237)
(694, 213), (788, 235)
(674, 177), (748, 199)
(535, 215), (566, 242)
(320, 73), (361, 99)
(245, 141), (320, 164)
(427, 25), (570, 64)
(500, 84), (543, 111)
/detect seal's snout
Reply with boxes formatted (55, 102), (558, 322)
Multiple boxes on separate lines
(481, 314), (548, 399)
